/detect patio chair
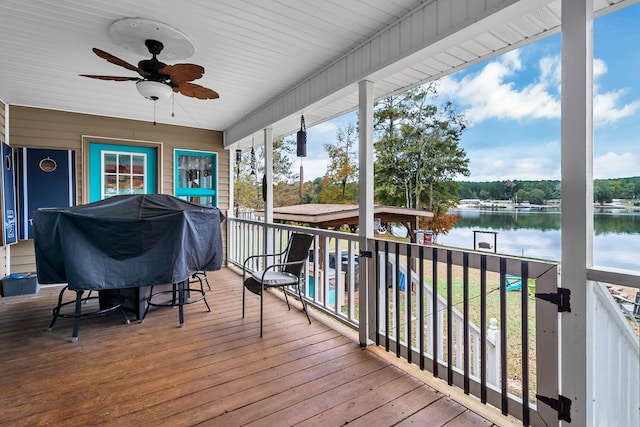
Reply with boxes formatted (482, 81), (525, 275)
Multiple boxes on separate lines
(242, 232), (314, 336)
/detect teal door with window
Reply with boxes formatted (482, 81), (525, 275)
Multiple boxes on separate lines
(88, 143), (157, 202)
(174, 150), (217, 206)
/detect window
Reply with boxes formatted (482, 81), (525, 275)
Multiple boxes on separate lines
(174, 150), (217, 206)
(102, 151), (146, 199)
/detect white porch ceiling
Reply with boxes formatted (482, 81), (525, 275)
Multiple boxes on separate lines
(0, 0), (634, 150)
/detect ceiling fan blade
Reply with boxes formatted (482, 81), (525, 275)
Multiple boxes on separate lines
(92, 48), (148, 77)
(159, 64), (204, 84)
(174, 82), (219, 100)
(80, 74), (140, 81)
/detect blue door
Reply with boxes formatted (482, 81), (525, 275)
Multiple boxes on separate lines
(88, 142), (157, 202)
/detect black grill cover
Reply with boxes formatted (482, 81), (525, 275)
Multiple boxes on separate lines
(33, 194), (224, 291)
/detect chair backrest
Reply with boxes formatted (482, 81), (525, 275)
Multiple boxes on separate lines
(283, 233), (314, 277)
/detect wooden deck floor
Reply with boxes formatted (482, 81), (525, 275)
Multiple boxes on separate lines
(0, 268), (502, 426)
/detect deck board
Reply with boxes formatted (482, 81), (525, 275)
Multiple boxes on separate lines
(0, 268), (499, 426)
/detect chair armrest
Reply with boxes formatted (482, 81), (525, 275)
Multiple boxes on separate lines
(257, 259), (306, 282)
(242, 249), (287, 280)
(261, 259), (305, 272)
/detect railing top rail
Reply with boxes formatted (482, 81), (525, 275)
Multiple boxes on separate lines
(375, 238), (558, 279)
(588, 266), (640, 290)
(229, 217), (363, 242)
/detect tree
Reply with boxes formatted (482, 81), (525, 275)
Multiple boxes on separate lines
(527, 188), (546, 205)
(504, 180), (517, 200)
(594, 182), (613, 205)
(516, 189), (528, 203)
(374, 83), (469, 217)
(321, 123), (359, 202)
(272, 137), (297, 185)
(235, 137), (298, 210)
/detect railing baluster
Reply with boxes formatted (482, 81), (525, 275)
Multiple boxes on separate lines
(432, 247), (439, 378)
(463, 251), (470, 395)
(447, 250), (453, 386)
(407, 243), (412, 364)
(521, 260), (530, 425)
(375, 239), (380, 347)
(480, 254), (487, 404)
(419, 245), (425, 370)
(395, 242), (401, 357)
(384, 241), (390, 352)
(500, 257), (508, 415)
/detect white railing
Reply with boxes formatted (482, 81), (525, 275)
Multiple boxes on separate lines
(228, 217), (560, 425)
(588, 281), (640, 426)
(228, 216), (362, 326)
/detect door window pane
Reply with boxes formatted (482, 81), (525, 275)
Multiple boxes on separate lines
(101, 151), (146, 199)
(174, 150), (217, 206)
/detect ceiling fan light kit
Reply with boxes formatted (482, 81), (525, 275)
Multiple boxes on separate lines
(136, 80), (172, 100)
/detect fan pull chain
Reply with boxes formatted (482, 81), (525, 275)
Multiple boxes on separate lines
(172, 92), (175, 117)
(153, 100), (157, 126)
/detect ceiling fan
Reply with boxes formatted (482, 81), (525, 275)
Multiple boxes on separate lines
(81, 39), (219, 101)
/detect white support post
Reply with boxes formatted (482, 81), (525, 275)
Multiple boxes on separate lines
(228, 143), (235, 219)
(561, 1), (593, 425)
(263, 128), (274, 256)
(358, 80), (374, 347)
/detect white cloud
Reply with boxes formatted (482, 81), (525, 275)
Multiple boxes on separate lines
(440, 49), (560, 124)
(594, 89), (640, 127)
(539, 55), (561, 88)
(310, 121), (337, 135)
(465, 137), (562, 181)
(299, 157), (330, 181)
(594, 152), (639, 179)
(440, 50), (640, 129)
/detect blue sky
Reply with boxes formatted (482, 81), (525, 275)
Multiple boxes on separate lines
(294, 3), (640, 183)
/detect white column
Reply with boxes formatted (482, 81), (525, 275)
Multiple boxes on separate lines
(263, 127), (274, 255)
(560, 1), (593, 425)
(228, 144), (235, 219)
(358, 80), (374, 346)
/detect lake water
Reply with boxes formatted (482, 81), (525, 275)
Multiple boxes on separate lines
(435, 209), (640, 271)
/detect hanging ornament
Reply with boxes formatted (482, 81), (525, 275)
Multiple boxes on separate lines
(296, 115), (307, 158)
(250, 138), (257, 177)
(299, 159), (304, 198)
(235, 149), (242, 179)
(297, 115), (307, 198)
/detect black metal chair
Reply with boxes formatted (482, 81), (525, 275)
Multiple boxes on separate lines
(193, 271), (211, 290)
(47, 286), (130, 342)
(242, 232), (314, 336)
(141, 273), (211, 327)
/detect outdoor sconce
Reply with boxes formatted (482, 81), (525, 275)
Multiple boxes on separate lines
(296, 114), (307, 158)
